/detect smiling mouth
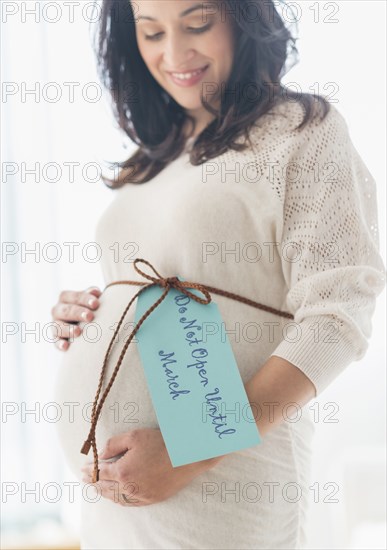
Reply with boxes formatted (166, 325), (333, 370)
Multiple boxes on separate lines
(168, 65), (209, 80)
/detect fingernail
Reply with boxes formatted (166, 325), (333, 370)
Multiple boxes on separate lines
(89, 287), (101, 295)
(88, 298), (98, 307)
(82, 311), (90, 321)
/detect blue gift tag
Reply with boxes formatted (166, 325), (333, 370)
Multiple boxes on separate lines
(134, 277), (261, 467)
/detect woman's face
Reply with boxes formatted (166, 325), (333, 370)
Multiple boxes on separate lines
(134, 0), (236, 121)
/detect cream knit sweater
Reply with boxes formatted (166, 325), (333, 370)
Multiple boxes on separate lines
(54, 98), (386, 550)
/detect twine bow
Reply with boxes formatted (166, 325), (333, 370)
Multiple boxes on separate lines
(80, 257), (293, 483)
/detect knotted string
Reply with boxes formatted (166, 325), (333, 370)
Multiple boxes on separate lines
(80, 257), (294, 483)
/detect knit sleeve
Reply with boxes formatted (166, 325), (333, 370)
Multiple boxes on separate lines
(269, 103), (386, 396)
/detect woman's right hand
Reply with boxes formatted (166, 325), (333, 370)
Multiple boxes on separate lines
(51, 286), (102, 351)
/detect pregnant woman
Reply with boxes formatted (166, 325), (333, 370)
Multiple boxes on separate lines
(51, 1), (386, 549)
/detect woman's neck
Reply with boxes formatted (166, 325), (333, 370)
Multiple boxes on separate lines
(182, 110), (218, 140)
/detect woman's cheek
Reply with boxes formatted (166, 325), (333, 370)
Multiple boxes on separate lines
(211, 27), (235, 58)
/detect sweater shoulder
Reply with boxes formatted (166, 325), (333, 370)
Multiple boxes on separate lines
(246, 97), (348, 152)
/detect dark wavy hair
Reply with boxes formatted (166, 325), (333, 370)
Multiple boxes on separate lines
(93, 0), (330, 187)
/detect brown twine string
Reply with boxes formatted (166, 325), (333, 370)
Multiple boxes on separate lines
(80, 257), (294, 483)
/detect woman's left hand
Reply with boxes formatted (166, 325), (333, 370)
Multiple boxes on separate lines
(80, 428), (223, 507)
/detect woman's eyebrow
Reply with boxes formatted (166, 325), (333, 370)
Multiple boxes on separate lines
(137, 3), (207, 22)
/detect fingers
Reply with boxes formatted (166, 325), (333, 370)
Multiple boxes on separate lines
(55, 338), (70, 352)
(55, 289), (101, 317)
(81, 460), (116, 482)
(99, 432), (132, 460)
(81, 439), (131, 482)
(51, 286), (102, 351)
(80, 479), (141, 506)
(52, 319), (82, 341)
(53, 301), (93, 323)
(85, 286), (102, 298)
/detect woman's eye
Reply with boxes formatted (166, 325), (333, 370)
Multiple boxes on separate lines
(145, 32), (163, 41)
(144, 24), (212, 41)
(188, 24), (212, 34)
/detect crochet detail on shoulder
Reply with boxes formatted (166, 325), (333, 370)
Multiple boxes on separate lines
(248, 96), (344, 147)
(278, 101), (382, 268)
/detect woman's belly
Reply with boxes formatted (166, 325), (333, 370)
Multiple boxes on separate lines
(54, 282), (316, 549)
(53, 284), (159, 480)
(53, 282), (313, 482)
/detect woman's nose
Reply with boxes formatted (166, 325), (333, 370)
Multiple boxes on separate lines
(162, 33), (196, 70)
